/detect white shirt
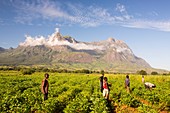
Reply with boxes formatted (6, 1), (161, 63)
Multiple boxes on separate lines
(145, 82), (155, 88)
(142, 78), (145, 83)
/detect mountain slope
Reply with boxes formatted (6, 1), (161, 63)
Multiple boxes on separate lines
(0, 45), (53, 65)
(0, 47), (5, 53)
(0, 28), (156, 72)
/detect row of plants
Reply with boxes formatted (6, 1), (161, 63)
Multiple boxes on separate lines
(0, 71), (170, 112)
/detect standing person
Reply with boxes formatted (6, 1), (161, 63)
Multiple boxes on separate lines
(103, 77), (111, 100)
(99, 73), (104, 93)
(142, 75), (145, 83)
(125, 74), (130, 93)
(41, 73), (49, 101)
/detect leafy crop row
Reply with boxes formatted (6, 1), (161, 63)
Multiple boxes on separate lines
(0, 71), (170, 113)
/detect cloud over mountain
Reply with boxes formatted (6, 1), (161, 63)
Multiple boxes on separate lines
(19, 28), (135, 55)
(2, 28), (166, 73)
(19, 28), (104, 50)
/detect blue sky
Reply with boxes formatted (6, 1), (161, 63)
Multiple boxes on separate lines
(0, 0), (170, 71)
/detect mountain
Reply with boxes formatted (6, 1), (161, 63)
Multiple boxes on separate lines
(0, 47), (5, 52)
(0, 28), (165, 73)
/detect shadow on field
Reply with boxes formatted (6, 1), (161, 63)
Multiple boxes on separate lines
(107, 99), (116, 113)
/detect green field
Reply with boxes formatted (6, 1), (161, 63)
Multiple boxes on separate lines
(0, 71), (170, 113)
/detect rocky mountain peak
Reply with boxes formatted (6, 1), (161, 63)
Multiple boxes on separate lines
(63, 36), (78, 44)
(0, 47), (5, 52)
(50, 28), (78, 44)
(106, 37), (116, 42)
(0, 28), (154, 73)
(49, 28), (64, 41)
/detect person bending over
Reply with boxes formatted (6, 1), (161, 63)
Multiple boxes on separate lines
(144, 82), (156, 90)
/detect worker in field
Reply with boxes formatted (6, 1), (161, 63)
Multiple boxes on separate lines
(103, 77), (111, 100)
(144, 82), (156, 90)
(125, 74), (130, 93)
(142, 75), (145, 83)
(41, 73), (49, 101)
(99, 73), (104, 93)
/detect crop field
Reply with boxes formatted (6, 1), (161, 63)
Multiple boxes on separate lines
(0, 71), (170, 113)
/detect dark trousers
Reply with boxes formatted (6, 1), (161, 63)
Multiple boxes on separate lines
(44, 93), (48, 101)
(100, 82), (103, 93)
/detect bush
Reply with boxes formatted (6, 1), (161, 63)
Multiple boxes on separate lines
(100, 70), (105, 75)
(21, 68), (35, 75)
(151, 71), (158, 75)
(137, 70), (147, 75)
(74, 69), (91, 74)
(81, 69), (90, 74)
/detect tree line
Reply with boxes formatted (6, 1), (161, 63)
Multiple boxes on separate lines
(0, 66), (169, 75)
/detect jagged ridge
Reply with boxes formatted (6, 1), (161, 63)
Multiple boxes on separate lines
(0, 28), (152, 72)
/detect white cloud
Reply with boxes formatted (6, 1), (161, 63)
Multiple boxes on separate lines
(19, 35), (46, 46)
(115, 3), (133, 20)
(12, 1), (170, 32)
(148, 11), (159, 17)
(19, 29), (134, 52)
(116, 3), (126, 13)
(19, 32), (104, 50)
(13, 1), (132, 27)
(122, 20), (170, 32)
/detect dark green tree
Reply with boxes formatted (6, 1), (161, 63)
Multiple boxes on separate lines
(151, 71), (158, 75)
(137, 70), (147, 75)
(100, 70), (105, 75)
(21, 68), (35, 75)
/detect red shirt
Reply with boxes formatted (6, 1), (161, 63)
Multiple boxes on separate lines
(103, 81), (108, 89)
